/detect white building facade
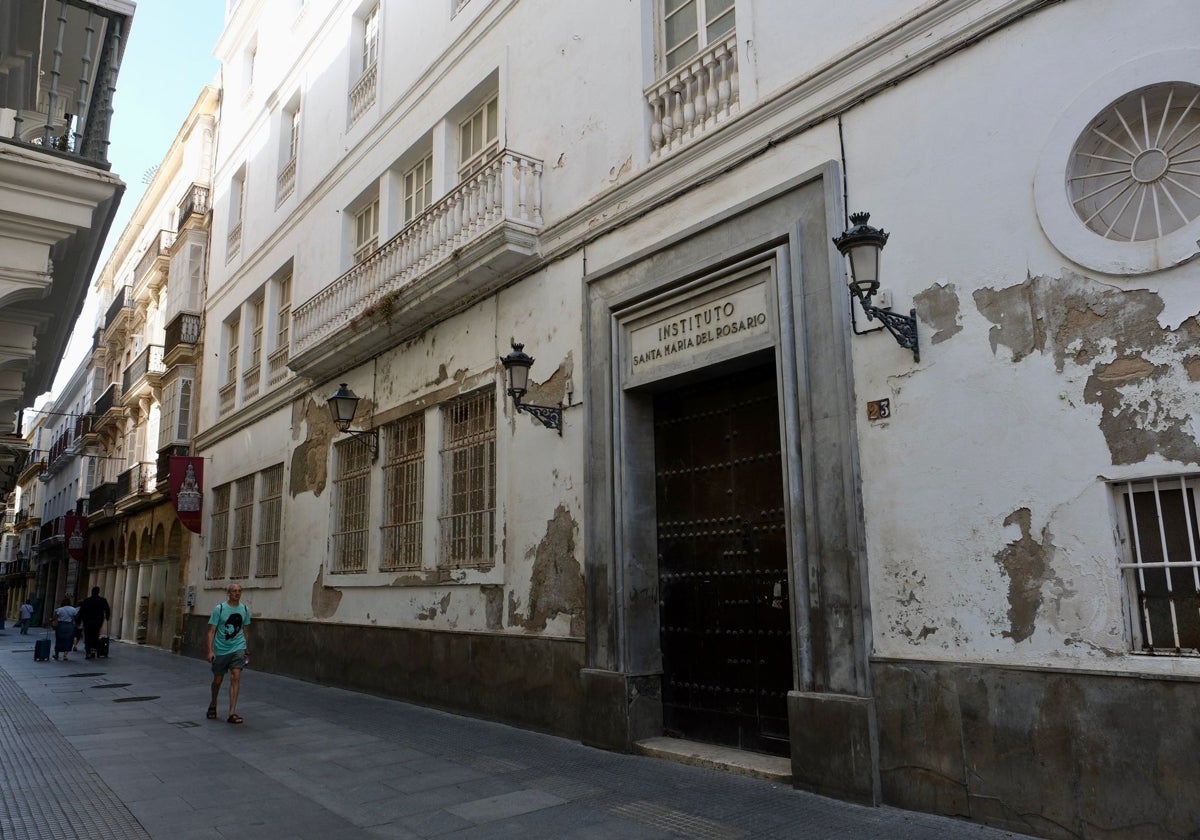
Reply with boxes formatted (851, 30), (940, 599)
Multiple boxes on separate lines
(188, 1), (1200, 835)
(83, 87), (219, 650)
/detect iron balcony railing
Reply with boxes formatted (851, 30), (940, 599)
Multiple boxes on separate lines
(164, 312), (202, 358)
(88, 481), (119, 514)
(105, 285), (133, 331)
(156, 444), (189, 486)
(0, 2), (132, 166)
(135, 229), (175, 281)
(122, 345), (165, 394)
(94, 382), (120, 416)
(116, 463), (152, 500)
(177, 184), (210, 231)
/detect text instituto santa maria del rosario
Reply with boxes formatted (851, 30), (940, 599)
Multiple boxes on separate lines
(629, 281), (770, 375)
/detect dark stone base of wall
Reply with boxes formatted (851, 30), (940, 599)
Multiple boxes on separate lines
(873, 659), (1200, 840)
(183, 615), (584, 739)
(788, 691), (879, 805)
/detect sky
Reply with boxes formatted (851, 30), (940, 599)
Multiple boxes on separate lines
(45, 1), (227, 402)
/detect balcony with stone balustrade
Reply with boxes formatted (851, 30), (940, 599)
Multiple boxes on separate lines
(289, 149), (544, 380)
(645, 32), (739, 160)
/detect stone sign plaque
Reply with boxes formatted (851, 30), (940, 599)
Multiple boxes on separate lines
(627, 277), (772, 382)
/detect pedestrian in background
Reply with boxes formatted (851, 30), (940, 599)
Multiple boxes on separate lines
(51, 598), (77, 661)
(205, 583), (251, 724)
(77, 587), (111, 659)
(18, 598), (33, 634)
(71, 598), (84, 652)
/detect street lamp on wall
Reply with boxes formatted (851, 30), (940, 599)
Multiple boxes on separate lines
(500, 342), (562, 435)
(326, 383), (379, 460)
(833, 212), (920, 362)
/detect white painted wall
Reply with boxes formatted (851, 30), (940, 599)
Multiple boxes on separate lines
(194, 0), (1200, 678)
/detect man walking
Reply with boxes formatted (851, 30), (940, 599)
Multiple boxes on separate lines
(18, 598), (33, 634)
(206, 583), (250, 725)
(77, 587), (111, 658)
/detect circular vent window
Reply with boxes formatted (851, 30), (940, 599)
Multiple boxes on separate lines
(1069, 83), (1200, 242)
(1035, 51), (1200, 275)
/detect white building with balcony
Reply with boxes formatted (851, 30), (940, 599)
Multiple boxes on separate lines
(189, 1), (1200, 836)
(0, 0), (134, 497)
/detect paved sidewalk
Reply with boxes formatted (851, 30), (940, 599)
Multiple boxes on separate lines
(0, 627), (1037, 839)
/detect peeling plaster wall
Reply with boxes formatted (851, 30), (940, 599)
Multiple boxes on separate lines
(842, 1), (1200, 677)
(191, 260), (584, 645)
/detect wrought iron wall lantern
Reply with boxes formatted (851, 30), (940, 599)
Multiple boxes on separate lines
(833, 212), (919, 362)
(500, 342), (562, 435)
(326, 383), (379, 460)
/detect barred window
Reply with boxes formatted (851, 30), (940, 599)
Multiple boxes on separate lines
(230, 476), (255, 579)
(381, 414), (424, 571)
(332, 438), (372, 573)
(256, 464), (284, 577)
(208, 484), (231, 580)
(439, 390), (495, 568)
(1117, 475), (1200, 654)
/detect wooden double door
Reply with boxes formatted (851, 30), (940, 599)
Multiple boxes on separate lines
(653, 363), (793, 756)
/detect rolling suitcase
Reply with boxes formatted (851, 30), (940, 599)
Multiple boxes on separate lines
(97, 636), (110, 658)
(34, 637), (50, 661)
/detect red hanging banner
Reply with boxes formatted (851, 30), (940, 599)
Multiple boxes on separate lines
(170, 456), (204, 534)
(65, 512), (86, 561)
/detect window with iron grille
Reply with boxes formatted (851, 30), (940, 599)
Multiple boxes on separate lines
(457, 96), (498, 179)
(208, 483), (231, 580)
(381, 414), (424, 570)
(230, 475), (255, 579)
(332, 438), (372, 573)
(1116, 475), (1200, 654)
(255, 464), (283, 577)
(439, 389), (495, 568)
(662, 0), (735, 72)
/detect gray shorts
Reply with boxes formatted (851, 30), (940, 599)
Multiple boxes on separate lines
(211, 651), (246, 675)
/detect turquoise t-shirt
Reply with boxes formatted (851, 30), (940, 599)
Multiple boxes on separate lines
(208, 602), (250, 656)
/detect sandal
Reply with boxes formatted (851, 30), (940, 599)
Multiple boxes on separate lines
(227, 714), (244, 725)
(206, 706), (218, 720)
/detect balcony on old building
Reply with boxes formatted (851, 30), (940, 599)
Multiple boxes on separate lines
(164, 311), (202, 367)
(116, 462), (153, 502)
(122, 344), (165, 404)
(0, 1), (134, 436)
(645, 31), (740, 160)
(290, 149), (544, 380)
(88, 481), (119, 520)
(133, 229), (175, 296)
(176, 183), (210, 232)
(156, 444), (190, 487)
(92, 382), (124, 434)
(104, 285), (134, 339)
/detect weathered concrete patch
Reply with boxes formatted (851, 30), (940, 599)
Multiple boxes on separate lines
(311, 566), (341, 619)
(913, 283), (962, 345)
(517, 505), (584, 635)
(994, 508), (1053, 643)
(974, 273), (1200, 465)
(289, 396), (332, 498)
